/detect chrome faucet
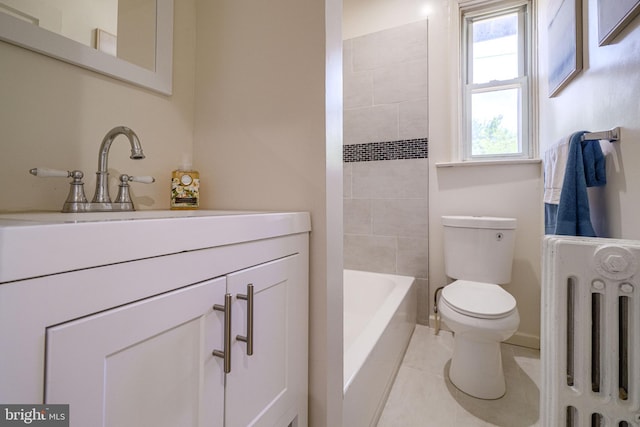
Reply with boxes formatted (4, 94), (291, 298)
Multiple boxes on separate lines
(29, 126), (155, 212)
(92, 126), (145, 204)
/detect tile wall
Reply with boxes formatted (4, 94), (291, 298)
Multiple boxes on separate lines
(343, 20), (430, 324)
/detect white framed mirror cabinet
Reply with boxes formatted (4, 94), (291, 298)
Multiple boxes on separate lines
(0, 0), (173, 95)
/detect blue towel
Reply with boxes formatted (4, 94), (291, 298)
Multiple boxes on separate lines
(582, 137), (607, 187)
(544, 203), (558, 235)
(552, 131), (606, 236)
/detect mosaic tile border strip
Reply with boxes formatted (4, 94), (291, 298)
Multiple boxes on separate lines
(343, 138), (428, 163)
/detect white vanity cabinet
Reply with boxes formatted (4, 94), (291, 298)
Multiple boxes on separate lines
(46, 277), (228, 427)
(0, 211), (309, 427)
(226, 255), (302, 427)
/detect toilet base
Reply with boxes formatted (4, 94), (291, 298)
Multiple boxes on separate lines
(449, 333), (506, 399)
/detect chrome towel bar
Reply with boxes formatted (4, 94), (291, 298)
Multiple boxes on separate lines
(581, 127), (620, 142)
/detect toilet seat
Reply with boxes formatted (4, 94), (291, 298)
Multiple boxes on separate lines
(441, 280), (516, 319)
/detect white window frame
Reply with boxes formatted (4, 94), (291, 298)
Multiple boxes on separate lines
(459, 0), (536, 162)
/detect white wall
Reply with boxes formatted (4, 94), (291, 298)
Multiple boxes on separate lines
(118, 0), (156, 70)
(343, 0), (431, 39)
(539, 0), (640, 240)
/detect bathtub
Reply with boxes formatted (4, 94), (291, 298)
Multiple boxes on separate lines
(343, 269), (417, 427)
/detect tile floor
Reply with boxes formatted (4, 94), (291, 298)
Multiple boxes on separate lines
(377, 325), (541, 427)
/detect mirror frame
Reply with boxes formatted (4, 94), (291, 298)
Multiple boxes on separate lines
(0, 0), (173, 95)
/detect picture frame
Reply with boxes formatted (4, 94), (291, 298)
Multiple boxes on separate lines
(95, 28), (117, 57)
(597, 0), (640, 46)
(547, 0), (583, 97)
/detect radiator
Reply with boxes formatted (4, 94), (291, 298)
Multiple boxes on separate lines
(542, 236), (640, 426)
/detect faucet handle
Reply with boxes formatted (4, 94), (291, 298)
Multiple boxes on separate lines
(114, 174), (155, 208)
(125, 175), (155, 184)
(29, 168), (89, 212)
(29, 168), (73, 178)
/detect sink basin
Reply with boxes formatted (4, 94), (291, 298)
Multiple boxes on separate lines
(0, 210), (310, 283)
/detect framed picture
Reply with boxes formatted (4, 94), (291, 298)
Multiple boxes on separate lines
(598, 0), (640, 46)
(547, 0), (583, 97)
(95, 28), (117, 57)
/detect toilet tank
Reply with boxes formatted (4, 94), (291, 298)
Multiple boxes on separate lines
(442, 216), (517, 284)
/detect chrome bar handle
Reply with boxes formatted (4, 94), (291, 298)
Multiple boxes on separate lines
(236, 284), (254, 356)
(212, 293), (232, 373)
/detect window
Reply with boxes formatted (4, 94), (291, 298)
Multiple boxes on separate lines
(461, 2), (532, 161)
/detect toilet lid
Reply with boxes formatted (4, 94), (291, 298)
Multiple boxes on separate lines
(441, 280), (517, 319)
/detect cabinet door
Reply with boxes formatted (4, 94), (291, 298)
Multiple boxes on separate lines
(45, 278), (227, 427)
(226, 255), (299, 427)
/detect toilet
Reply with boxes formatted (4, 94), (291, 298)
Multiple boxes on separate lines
(437, 215), (520, 399)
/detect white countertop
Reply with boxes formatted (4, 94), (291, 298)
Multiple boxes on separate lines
(0, 210), (311, 283)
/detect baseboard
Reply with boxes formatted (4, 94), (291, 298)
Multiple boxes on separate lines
(505, 331), (540, 350)
(428, 314), (540, 350)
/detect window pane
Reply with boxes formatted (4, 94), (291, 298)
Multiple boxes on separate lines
(472, 13), (518, 84)
(471, 88), (520, 156)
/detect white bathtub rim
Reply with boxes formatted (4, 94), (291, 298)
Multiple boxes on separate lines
(343, 269), (416, 391)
